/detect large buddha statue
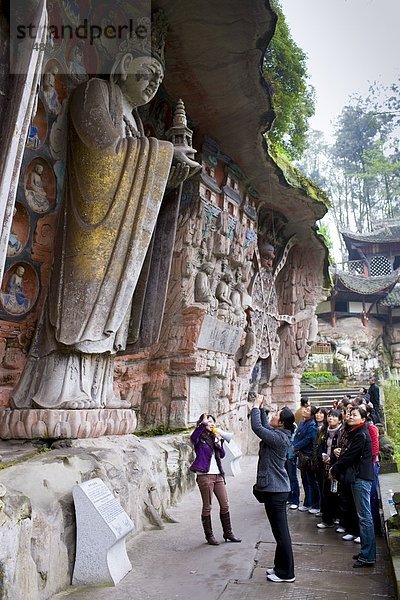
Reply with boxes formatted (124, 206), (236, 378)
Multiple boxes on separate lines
(12, 14), (199, 411)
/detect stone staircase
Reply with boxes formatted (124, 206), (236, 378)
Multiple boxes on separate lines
(300, 386), (362, 408)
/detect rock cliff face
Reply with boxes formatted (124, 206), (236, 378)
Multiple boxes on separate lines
(316, 316), (385, 378)
(0, 0), (328, 445)
(0, 435), (194, 599)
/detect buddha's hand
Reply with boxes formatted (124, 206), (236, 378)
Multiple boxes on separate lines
(167, 148), (201, 189)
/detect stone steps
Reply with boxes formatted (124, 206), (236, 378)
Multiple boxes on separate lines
(300, 387), (362, 407)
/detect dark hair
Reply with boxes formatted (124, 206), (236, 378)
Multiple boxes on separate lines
(300, 396), (309, 407)
(310, 405), (319, 417)
(328, 409), (341, 419)
(314, 406), (328, 426)
(279, 406), (295, 433)
(350, 406), (367, 419)
(196, 413), (215, 426)
(352, 396), (364, 406)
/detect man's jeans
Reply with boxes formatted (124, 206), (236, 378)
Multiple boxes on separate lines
(285, 457), (300, 505)
(351, 478), (376, 563)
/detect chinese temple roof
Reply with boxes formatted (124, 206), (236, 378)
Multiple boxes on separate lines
(341, 219), (400, 247)
(379, 284), (400, 307)
(331, 268), (400, 299)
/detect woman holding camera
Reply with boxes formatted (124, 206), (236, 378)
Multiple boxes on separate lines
(190, 413), (241, 546)
(251, 395), (296, 583)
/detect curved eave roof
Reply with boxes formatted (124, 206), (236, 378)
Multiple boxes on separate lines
(154, 0), (328, 242)
(379, 284), (400, 307)
(331, 268), (400, 297)
(341, 226), (400, 246)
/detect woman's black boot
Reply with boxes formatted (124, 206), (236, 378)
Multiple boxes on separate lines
(220, 512), (241, 542)
(202, 515), (219, 545)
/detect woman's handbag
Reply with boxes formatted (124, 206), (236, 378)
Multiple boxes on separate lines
(297, 451), (311, 470)
(343, 464), (358, 484)
(252, 484), (268, 503)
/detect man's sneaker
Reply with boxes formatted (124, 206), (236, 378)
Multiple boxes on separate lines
(354, 536), (361, 543)
(298, 506), (310, 512)
(317, 522), (334, 529)
(336, 526), (346, 533)
(342, 534), (356, 541)
(266, 567), (275, 575)
(353, 559), (374, 569)
(289, 504), (299, 510)
(267, 573), (296, 583)
(308, 508), (320, 514)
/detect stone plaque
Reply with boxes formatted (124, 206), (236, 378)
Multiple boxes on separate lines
(72, 478), (134, 586)
(197, 315), (242, 354)
(189, 376), (210, 423)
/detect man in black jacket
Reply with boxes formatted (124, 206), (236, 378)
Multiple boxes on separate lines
(368, 377), (381, 421)
(330, 406), (376, 568)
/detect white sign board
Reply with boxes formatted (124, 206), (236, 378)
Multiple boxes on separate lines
(189, 376), (210, 423)
(72, 478), (134, 586)
(197, 315), (242, 354)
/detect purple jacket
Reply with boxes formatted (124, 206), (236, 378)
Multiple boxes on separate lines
(190, 423), (225, 473)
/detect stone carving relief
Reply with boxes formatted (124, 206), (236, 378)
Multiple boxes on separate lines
(7, 204), (29, 258)
(26, 98), (47, 151)
(10, 12), (200, 440)
(41, 59), (67, 116)
(24, 159), (56, 214)
(0, 263), (38, 316)
(194, 262), (217, 314)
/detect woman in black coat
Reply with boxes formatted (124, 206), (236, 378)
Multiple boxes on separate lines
(330, 406), (376, 568)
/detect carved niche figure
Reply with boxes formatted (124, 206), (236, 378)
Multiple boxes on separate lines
(25, 164), (50, 213)
(194, 262), (217, 314)
(215, 271), (233, 321)
(240, 326), (258, 367)
(7, 207), (23, 257)
(68, 42), (88, 84)
(230, 282), (246, 327)
(42, 63), (61, 115)
(12, 13), (199, 411)
(1, 266), (30, 315)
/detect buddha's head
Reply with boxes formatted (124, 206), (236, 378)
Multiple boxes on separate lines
(116, 54), (164, 107)
(111, 11), (167, 108)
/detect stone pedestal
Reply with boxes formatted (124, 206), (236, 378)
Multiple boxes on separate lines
(0, 408), (137, 439)
(72, 478), (134, 586)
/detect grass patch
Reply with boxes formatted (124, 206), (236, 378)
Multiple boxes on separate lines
(383, 382), (400, 467)
(301, 371), (340, 385)
(134, 425), (192, 437)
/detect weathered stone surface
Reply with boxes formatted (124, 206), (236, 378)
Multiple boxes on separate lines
(317, 316), (384, 378)
(197, 315), (242, 354)
(0, 433), (194, 599)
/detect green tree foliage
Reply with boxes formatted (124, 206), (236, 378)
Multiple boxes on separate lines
(265, 1), (315, 160)
(297, 81), (400, 247)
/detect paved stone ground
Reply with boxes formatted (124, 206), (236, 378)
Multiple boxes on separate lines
(54, 456), (396, 600)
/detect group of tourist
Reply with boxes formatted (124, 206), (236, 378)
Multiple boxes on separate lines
(289, 378), (380, 563)
(189, 376), (382, 585)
